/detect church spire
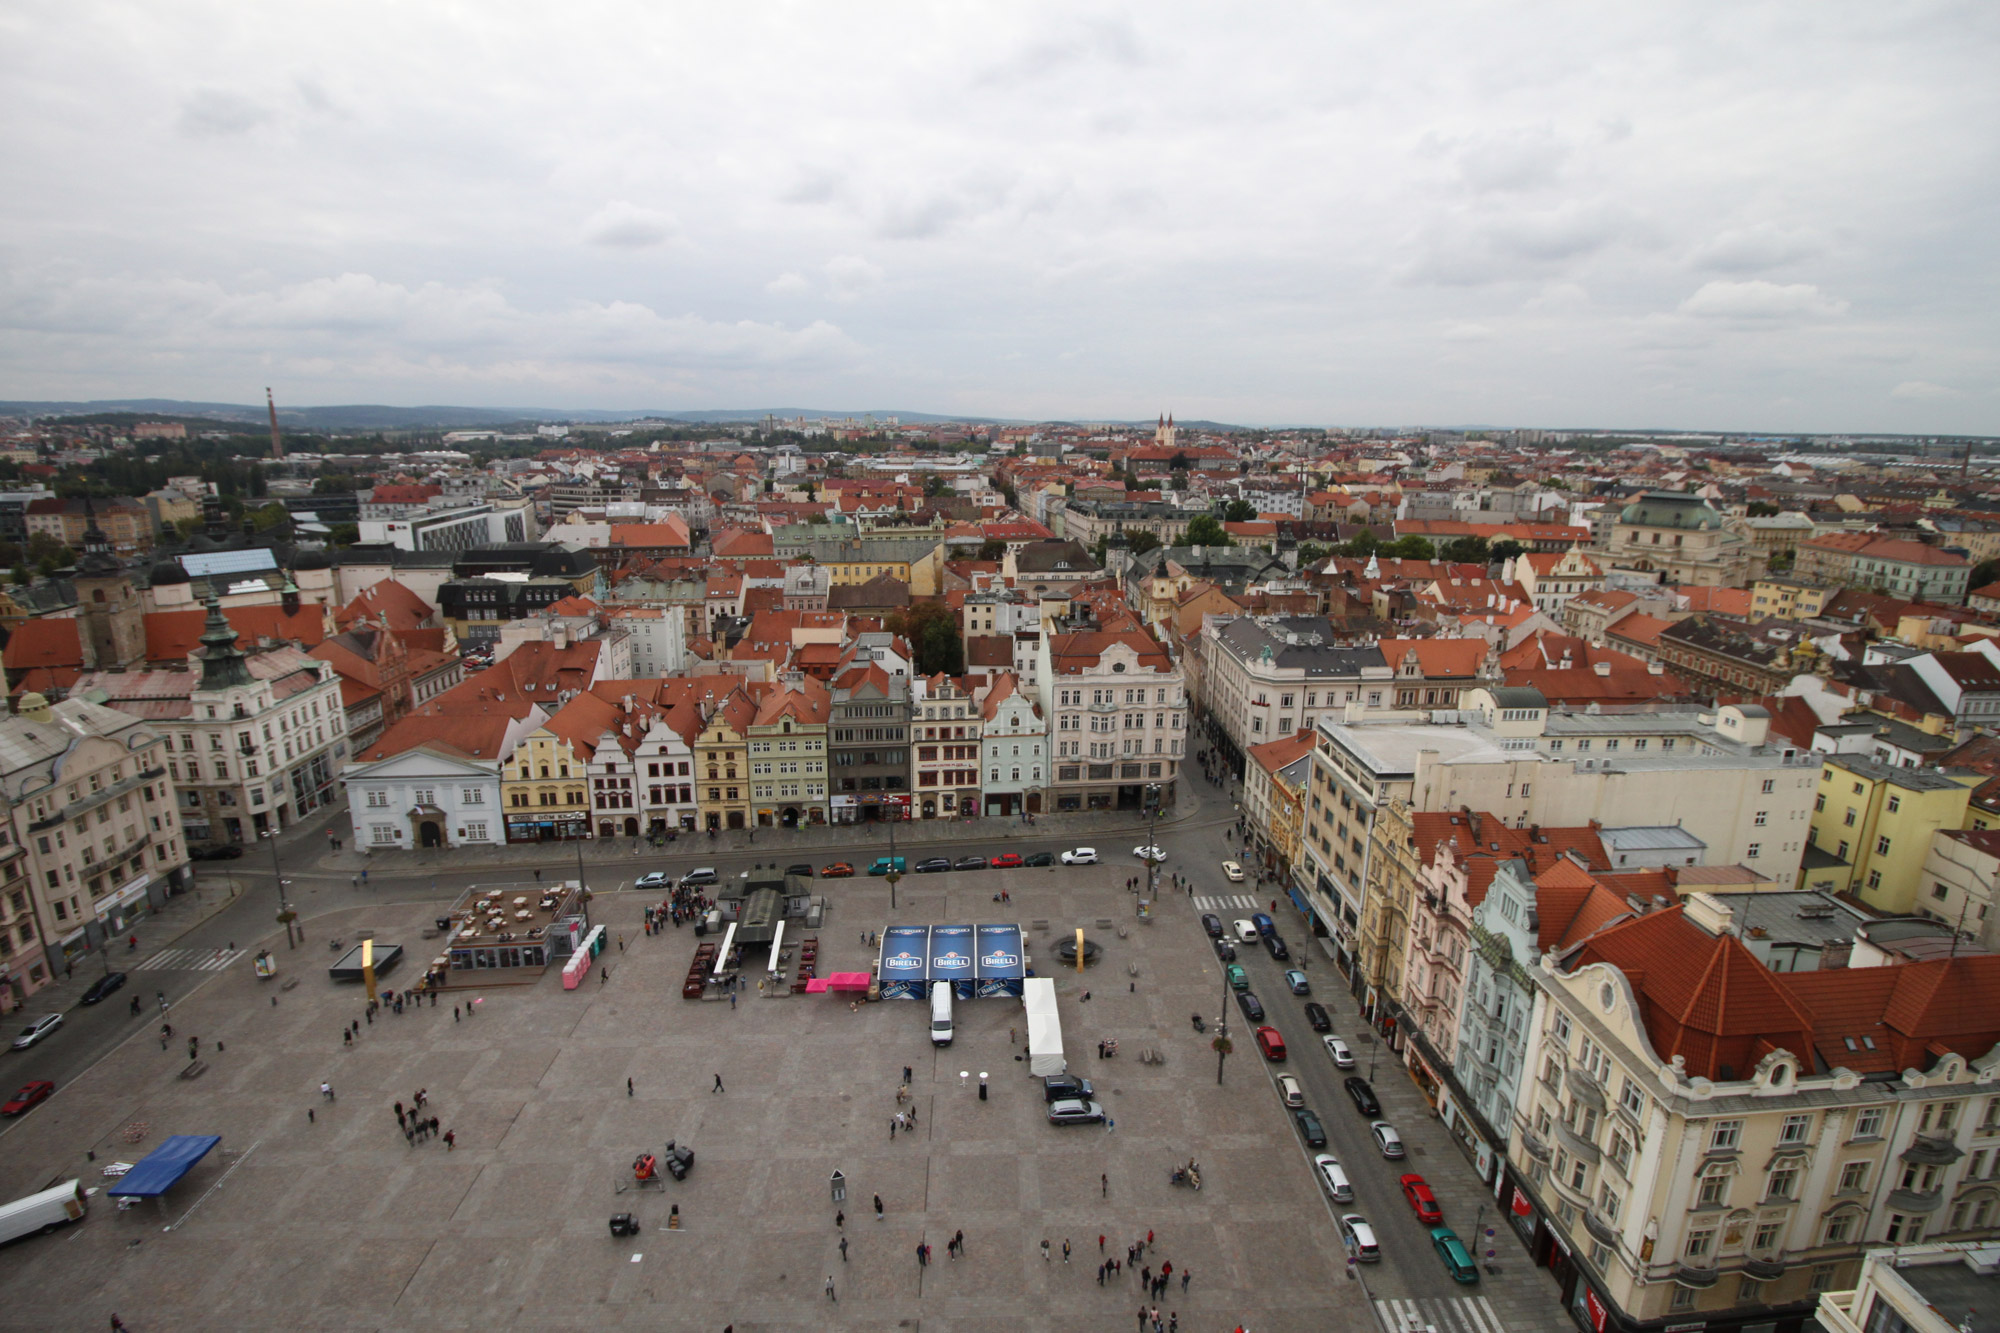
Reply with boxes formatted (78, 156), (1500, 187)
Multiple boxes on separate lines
(195, 581), (254, 691)
(76, 498), (118, 576)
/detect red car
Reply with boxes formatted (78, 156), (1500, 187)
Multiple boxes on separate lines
(1400, 1173), (1443, 1225)
(989, 853), (1023, 869)
(820, 863), (854, 878)
(1255, 1025), (1287, 1061)
(2, 1081), (54, 1116)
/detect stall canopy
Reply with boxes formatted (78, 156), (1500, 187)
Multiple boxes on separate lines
(107, 1135), (221, 1198)
(929, 924), (976, 1000)
(1023, 977), (1065, 1077)
(974, 923), (1025, 998)
(879, 925), (930, 1000)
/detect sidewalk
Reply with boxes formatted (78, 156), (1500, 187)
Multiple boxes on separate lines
(313, 775), (1222, 878)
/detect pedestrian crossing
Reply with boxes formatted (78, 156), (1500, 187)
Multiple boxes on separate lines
(1375, 1296), (1507, 1333)
(135, 947), (245, 973)
(1191, 894), (1259, 912)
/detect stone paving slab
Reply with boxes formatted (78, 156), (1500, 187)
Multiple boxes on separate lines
(0, 862), (1381, 1331)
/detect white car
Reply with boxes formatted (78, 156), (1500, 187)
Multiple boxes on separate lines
(1275, 1073), (1304, 1108)
(1371, 1121), (1406, 1159)
(10, 1014), (61, 1051)
(635, 871), (672, 889)
(1234, 919), (1259, 943)
(1131, 845), (1167, 863)
(1338, 1213), (1380, 1262)
(1324, 1036), (1355, 1068)
(1313, 1153), (1354, 1203)
(1221, 860), (1245, 882)
(1060, 848), (1098, 866)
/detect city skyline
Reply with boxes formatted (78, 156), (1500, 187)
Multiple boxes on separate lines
(2, 3), (1995, 433)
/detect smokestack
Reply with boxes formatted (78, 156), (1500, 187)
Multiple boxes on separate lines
(266, 387), (286, 461)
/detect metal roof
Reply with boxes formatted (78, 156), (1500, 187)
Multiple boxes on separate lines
(180, 549), (278, 579)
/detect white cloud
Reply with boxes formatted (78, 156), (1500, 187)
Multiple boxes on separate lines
(822, 255), (883, 302)
(765, 272), (810, 296)
(1678, 281), (1849, 321)
(1891, 379), (1962, 400)
(580, 201), (677, 249)
(1689, 225), (1826, 275)
(176, 88), (271, 138)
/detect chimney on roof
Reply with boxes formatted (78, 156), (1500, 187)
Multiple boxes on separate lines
(1593, 660), (1612, 677)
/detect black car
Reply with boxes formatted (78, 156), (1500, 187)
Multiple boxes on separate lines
(1213, 937), (1237, 962)
(1200, 913), (1224, 938)
(192, 845), (244, 861)
(80, 972), (128, 1005)
(785, 863), (814, 879)
(1237, 991), (1265, 1023)
(1022, 852), (1056, 867)
(953, 856), (988, 871)
(1263, 934), (1290, 961)
(1042, 1074), (1096, 1103)
(1303, 1002), (1331, 1033)
(1344, 1076), (1381, 1116)
(1294, 1107), (1328, 1148)
(914, 857), (953, 873)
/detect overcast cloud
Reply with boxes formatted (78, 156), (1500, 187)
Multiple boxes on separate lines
(0, 1), (1994, 432)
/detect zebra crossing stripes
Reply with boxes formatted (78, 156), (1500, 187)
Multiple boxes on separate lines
(134, 947), (246, 973)
(1191, 894), (1259, 912)
(1375, 1296), (1507, 1333)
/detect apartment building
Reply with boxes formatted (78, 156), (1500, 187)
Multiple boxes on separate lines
(828, 662), (912, 824)
(746, 674), (831, 828)
(913, 675), (981, 819)
(978, 674), (1047, 818)
(694, 687), (760, 832)
(1037, 622), (1186, 812)
(1198, 616), (1389, 758)
(1507, 901), (2000, 1333)
(1803, 757), (1978, 909)
(0, 695), (189, 1004)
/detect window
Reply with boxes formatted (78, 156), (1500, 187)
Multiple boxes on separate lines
(1887, 794), (1901, 814)
(1737, 1277), (1764, 1303)
(1884, 1213), (1924, 1245)
(1838, 1161), (1869, 1193)
(1670, 1287), (1697, 1313)
(1618, 1079), (1646, 1119)
(1579, 1037), (1611, 1084)
(1779, 1113), (1812, 1144)
(1684, 1227), (1716, 1260)
(1766, 1166), (1798, 1200)
(1754, 810), (1767, 827)
(1876, 835), (1892, 856)
(366, 790), (389, 808)
(1609, 1133), (1633, 1175)
(1697, 1170), (1730, 1206)
(1709, 1120), (1742, 1152)
(1853, 1108), (1885, 1139)
(1762, 778), (1775, 794)
(1746, 843), (1760, 860)
(1810, 1266), (1840, 1293)
(1752, 1222), (1781, 1252)
(1821, 1212), (1855, 1244)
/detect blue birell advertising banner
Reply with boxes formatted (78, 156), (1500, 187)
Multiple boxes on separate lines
(928, 923), (977, 1000)
(880, 925), (931, 999)
(974, 923), (1025, 998)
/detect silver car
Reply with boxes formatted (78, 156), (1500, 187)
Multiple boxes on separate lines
(1047, 1098), (1106, 1125)
(11, 1014), (61, 1051)
(1371, 1120), (1406, 1159)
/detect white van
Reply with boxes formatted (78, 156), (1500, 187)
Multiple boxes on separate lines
(680, 868), (718, 888)
(0, 1180), (86, 1245)
(929, 981), (954, 1046)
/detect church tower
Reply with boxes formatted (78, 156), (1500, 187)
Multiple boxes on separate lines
(1155, 412), (1177, 451)
(72, 500), (145, 670)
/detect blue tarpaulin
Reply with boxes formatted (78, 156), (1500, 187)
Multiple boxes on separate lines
(107, 1134), (221, 1197)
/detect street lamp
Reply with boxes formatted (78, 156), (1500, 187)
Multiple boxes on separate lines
(260, 828), (296, 949)
(1143, 782), (1162, 896)
(885, 808), (901, 912)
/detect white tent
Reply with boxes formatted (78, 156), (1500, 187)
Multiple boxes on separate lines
(1023, 977), (1065, 1077)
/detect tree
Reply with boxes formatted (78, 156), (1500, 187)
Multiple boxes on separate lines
(328, 522), (360, 547)
(1972, 559), (2000, 590)
(889, 601), (964, 676)
(1382, 535), (1436, 560)
(1297, 541), (1330, 566)
(1222, 499), (1257, 523)
(1338, 529), (1378, 559)
(1168, 473), (1189, 492)
(1184, 515), (1233, 548)
(251, 502), (291, 533)
(1126, 530), (1162, 557)
(1440, 535), (1490, 565)
(1489, 539), (1526, 564)
(977, 539), (1008, 561)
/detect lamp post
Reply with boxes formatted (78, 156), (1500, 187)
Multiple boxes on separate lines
(575, 837), (590, 928)
(885, 806), (900, 912)
(260, 828), (296, 949)
(1143, 782), (1162, 895)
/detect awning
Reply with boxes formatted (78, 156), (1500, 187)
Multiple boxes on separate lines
(107, 1134), (221, 1197)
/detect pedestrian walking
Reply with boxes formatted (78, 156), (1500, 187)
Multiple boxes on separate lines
(395, 1100), (405, 1121)
(1137, 1307), (1148, 1332)
(729, 990), (736, 1010)
(873, 1194), (883, 1220)
(713, 1073), (724, 1093)
(454, 1005), (460, 1021)
(601, 966), (609, 986)
(1106, 1115), (1116, 1132)
(307, 1108), (315, 1123)
(1147, 1229), (1154, 1248)
(835, 1210), (844, 1229)
(1063, 1238), (1071, 1263)
(443, 1130), (455, 1151)
(1098, 1262), (1106, 1285)
(429, 1116), (439, 1137)
(1141, 1265), (1151, 1290)
(916, 1242), (927, 1267)
(343, 1030), (352, 1048)
(825, 1275), (837, 1302)
(1169, 1313), (1177, 1333)
(1099, 1234), (1106, 1252)
(627, 1077), (633, 1097)
(617, 935), (624, 952)
(1041, 1239), (1051, 1262)
(1102, 1173), (1108, 1197)
(953, 1228), (963, 1257)
(839, 1236), (848, 1262)
(1180, 1270), (1190, 1292)
(404, 1126), (415, 1147)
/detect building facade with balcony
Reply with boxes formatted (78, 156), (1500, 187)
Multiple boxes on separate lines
(913, 674), (981, 819)
(1037, 622), (1186, 812)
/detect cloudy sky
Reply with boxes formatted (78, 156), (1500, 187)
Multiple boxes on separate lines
(2, 2), (1995, 431)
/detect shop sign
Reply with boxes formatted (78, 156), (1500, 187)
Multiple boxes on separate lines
(1582, 1287), (1610, 1333)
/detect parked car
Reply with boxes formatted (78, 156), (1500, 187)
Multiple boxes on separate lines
(866, 858), (906, 876)
(1233, 920), (1259, 942)
(635, 871), (672, 889)
(1371, 1121), (1406, 1159)
(10, 1014), (61, 1051)
(1303, 1002), (1331, 1033)
(1285, 969), (1310, 995)
(1221, 860), (1245, 882)
(1225, 964), (1248, 991)
(1343, 1077), (1380, 1116)
(680, 868), (718, 887)
(1060, 848), (1099, 865)
(820, 862), (854, 878)
(989, 853), (1023, 869)
(1432, 1227), (1479, 1283)
(915, 857), (952, 874)
(1131, 845), (1167, 862)
(80, 972), (128, 1005)
(1022, 852), (1056, 867)
(1325, 1035), (1355, 1068)
(1237, 991), (1265, 1023)
(1252, 912), (1275, 937)
(1275, 1073), (1304, 1108)
(784, 863), (815, 879)
(192, 845), (243, 861)
(1042, 1074), (1096, 1103)
(953, 855), (988, 871)
(1338, 1214), (1381, 1263)
(1313, 1153), (1354, 1203)
(1200, 913), (1224, 938)
(1294, 1107), (1327, 1148)
(1046, 1098), (1105, 1126)
(1212, 938), (1237, 962)
(1263, 934), (1290, 962)
(1255, 1025), (1287, 1061)
(1, 1081), (54, 1116)
(1401, 1174), (1443, 1225)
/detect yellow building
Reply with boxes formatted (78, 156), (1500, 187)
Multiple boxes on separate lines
(745, 674), (831, 827)
(500, 730), (591, 843)
(1750, 577), (1834, 621)
(694, 686), (760, 831)
(1362, 793), (1418, 1007)
(1802, 756), (1978, 908)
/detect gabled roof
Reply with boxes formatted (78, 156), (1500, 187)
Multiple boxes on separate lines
(1247, 730), (1315, 775)
(336, 579), (434, 633)
(1376, 637), (1486, 679)
(145, 604), (333, 662)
